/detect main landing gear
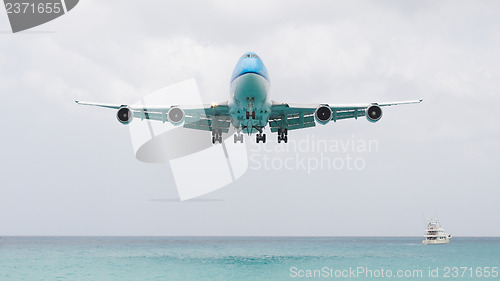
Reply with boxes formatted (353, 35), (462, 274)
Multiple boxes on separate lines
(234, 133), (244, 143)
(277, 128), (288, 143)
(256, 133), (266, 143)
(212, 129), (223, 144)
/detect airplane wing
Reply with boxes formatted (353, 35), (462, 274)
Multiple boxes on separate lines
(268, 98), (422, 133)
(75, 100), (232, 133)
(77, 97), (422, 135)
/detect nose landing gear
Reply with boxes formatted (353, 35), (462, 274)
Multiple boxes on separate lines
(246, 111), (256, 119)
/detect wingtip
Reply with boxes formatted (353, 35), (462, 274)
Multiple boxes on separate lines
(419, 98), (424, 102)
(75, 100), (79, 104)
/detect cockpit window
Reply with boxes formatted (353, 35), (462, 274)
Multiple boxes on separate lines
(244, 53), (259, 58)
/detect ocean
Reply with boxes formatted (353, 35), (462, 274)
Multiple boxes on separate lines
(0, 237), (498, 280)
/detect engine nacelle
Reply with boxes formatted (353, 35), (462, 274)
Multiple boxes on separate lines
(315, 105), (332, 125)
(116, 106), (133, 125)
(366, 104), (382, 123)
(168, 106), (185, 126)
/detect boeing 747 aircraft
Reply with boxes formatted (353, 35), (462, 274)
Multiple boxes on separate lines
(76, 52), (422, 144)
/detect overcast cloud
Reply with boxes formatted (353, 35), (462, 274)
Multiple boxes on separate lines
(0, 0), (499, 236)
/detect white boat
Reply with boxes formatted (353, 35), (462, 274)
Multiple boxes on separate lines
(422, 219), (452, 245)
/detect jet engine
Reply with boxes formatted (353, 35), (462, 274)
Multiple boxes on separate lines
(168, 106), (185, 125)
(116, 106), (133, 125)
(366, 104), (382, 123)
(315, 105), (332, 125)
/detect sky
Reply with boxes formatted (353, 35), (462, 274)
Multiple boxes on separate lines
(0, 0), (499, 236)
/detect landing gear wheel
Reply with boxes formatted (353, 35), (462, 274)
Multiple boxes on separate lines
(278, 128), (289, 143)
(252, 111), (256, 119)
(257, 133), (266, 143)
(256, 133), (265, 143)
(246, 111), (250, 119)
(212, 129), (223, 144)
(234, 134), (243, 143)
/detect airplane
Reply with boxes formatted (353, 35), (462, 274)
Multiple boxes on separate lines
(76, 52), (422, 144)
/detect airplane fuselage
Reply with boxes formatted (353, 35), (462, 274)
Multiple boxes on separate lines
(229, 52), (271, 134)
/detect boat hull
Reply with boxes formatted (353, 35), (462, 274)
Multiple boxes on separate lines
(422, 237), (451, 245)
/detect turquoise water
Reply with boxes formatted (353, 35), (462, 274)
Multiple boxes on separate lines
(0, 237), (499, 280)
